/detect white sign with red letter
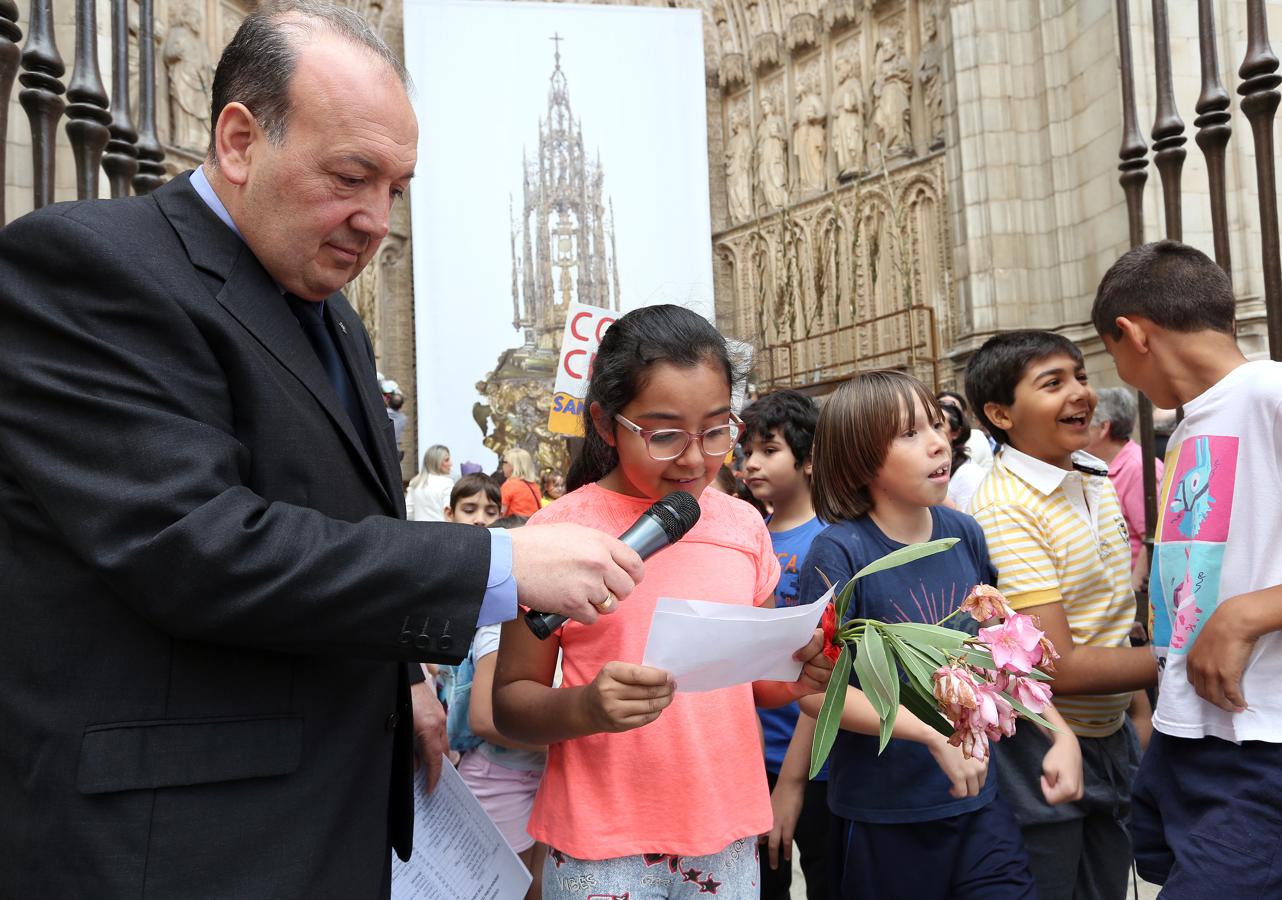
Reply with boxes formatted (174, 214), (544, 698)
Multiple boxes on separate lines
(548, 302), (617, 436)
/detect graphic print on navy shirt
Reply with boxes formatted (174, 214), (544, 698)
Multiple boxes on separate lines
(795, 506), (999, 824)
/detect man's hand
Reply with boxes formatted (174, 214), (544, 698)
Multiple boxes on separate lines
(410, 679), (447, 795)
(509, 524), (644, 625)
(1187, 592), (1267, 712)
(581, 661), (675, 733)
(790, 628), (835, 698)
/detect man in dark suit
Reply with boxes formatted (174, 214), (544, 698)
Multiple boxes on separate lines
(0, 3), (641, 896)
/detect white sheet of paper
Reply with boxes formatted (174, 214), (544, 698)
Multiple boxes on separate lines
(641, 587), (833, 693)
(391, 758), (533, 900)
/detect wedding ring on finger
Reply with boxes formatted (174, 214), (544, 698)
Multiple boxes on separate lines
(593, 590), (616, 612)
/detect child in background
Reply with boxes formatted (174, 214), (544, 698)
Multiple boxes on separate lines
(795, 370), (1077, 900)
(1093, 241), (1282, 897)
(738, 389), (829, 900)
(540, 469), (565, 507)
(444, 473), (501, 526)
(455, 514), (546, 900)
(965, 331), (1157, 900)
(941, 402), (985, 512)
(492, 305), (832, 900)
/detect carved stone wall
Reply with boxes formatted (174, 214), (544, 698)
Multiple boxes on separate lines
(709, 0), (955, 391)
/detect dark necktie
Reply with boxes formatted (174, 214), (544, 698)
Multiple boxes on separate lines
(286, 294), (371, 453)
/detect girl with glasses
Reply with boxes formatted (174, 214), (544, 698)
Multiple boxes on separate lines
(493, 304), (833, 899)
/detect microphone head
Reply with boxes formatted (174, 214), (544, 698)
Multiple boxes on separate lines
(647, 491), (702, 543)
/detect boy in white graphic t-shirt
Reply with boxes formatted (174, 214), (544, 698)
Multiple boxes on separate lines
(1093, 240), (1282, 896)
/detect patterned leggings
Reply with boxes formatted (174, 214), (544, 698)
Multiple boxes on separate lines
(542, 838), (760, 899)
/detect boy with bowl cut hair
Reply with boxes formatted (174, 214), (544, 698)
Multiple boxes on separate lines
(1094, 239), (1282, 897)
(964, 330), (1158, 900)
(738, 389), (829, 900)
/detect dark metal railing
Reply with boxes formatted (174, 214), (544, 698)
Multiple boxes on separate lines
(0, 0), (162, 218)
(1114, 0), (1282, 625)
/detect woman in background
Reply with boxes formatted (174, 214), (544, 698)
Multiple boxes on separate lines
(405, 444), (453, 522)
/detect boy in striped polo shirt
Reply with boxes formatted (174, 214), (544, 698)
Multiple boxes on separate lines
(964, 331), (1159, 900)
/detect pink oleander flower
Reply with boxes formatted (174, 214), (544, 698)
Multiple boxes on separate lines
(978, 683), (1018, 739)
(949, 720), (991, 762)
(933, 664), (980, 721)
(1007, 673), (1054, 715)
(1030, 616), (1061, 674)
(960, 584), (1014, 622)
(977, 613), (1046, 674)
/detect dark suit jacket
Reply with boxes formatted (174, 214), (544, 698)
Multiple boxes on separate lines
(0, 174), (490, 898)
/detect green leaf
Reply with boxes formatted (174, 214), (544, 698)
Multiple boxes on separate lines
(956, 646), (998, 672)
(849, 538), (960, 582)
(1000, 690), (1062, 734)
(898, 680), (954, 739)
(835, 574), (857, 623)
(881, 621), (968, 651)
(879, 698), (899, 753)
(851, 634), (887, 718)
(864, 627), (900, 727)
(810, 645), (852, 779)
(884, 633), (937, 697)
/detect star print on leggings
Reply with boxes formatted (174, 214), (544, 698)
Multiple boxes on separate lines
(642, 853), (667, 867)
(698, 875), (722, 894)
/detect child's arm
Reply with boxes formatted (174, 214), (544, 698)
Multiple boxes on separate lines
(753, 628), (834, 708)
(1186, 583), (1282, 712)
(468, 649), (548, 754)
(1128, 690), (1153, 752)
(799, 689), (988, 799)
(491, 617), (675, 744)
(1021, 600), (1157, 694)
(763, 712), (816, 871)
(1035, 703), (1083, 805)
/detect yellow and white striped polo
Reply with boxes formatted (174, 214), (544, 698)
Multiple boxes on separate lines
(968, 446), (1136, 737)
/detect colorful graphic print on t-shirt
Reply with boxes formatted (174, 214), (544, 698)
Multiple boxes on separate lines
(1150, 434), (1238, 654)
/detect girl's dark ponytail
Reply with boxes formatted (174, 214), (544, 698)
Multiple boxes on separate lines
(566, 305), (740, 492)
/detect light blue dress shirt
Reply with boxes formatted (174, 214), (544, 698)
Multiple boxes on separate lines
(189, 167), (517, 627)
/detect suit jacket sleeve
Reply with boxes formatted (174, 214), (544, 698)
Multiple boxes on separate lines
(0, 204), (486, 663)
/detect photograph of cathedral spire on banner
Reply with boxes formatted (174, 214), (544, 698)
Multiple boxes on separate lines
(403, 0), (715, 475)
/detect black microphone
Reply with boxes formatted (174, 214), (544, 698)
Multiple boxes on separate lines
(524, 491), (702, 639)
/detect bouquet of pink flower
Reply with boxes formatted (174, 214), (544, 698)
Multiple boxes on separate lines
(809, 538), (1061, 778)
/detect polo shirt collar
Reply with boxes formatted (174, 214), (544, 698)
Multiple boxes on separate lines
(998, 445), (1110, 496)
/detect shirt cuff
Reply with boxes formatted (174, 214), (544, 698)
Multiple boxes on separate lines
(477, 529), (517, 627)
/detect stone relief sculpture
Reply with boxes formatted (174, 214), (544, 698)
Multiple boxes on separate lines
(163, 0), (212, 151)
(832, 51), (865, 177)
(725, 103), (755, 224)
(756, 92), (789, 209)
(871, 28), (912, 164)
(792, 74), (826, 192)
(918, 10), (944, 149)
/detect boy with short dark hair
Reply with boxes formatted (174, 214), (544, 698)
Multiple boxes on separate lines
(1094, 240), (1282, 897)
(738, 389), (827, 900)
(964, 330), (1158, 900)
(445, 473), (501, 526)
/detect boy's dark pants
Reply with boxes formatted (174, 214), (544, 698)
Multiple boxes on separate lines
(1133, 731), (1282, 898)
(996, 719), (1140, 900)
(826, 794), (1035, 899)
(760, 770), (829, 900)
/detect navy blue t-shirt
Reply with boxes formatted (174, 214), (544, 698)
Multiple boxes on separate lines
(796, 506), (998, 824)
(758, 516), (829, 776)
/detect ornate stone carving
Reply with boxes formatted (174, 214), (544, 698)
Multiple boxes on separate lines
(725, 100), (754, 223)
(832, 49), (865, 177)
(871, 26), (912, 165)
(786, 13), (819, 54)
(918, 7), (943, 149)
(163, 0), (211, 151)
(751, 32), (781, 73)
(755, 90), (789, 209)
(719, 52), (746, 90)
(793, 71), (826, 192)
(823, 0), (858, 33)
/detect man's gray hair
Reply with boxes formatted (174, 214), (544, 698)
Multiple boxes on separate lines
(1092, 387), (1137, 441)
(207, 0), (411, 163)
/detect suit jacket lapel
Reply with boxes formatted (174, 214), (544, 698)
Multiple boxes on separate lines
(153, 174), (395, 512)
(327, 296), (404, 506)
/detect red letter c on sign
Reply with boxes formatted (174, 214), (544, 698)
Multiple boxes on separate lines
(564, 349), (587, 379)
(570, 312), (591, 341)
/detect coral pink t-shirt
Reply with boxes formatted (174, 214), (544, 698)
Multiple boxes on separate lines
(524, 483), (781, 859)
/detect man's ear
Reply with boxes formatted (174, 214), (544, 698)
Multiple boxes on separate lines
(589, 402), (615, 447)
(983, 401), (1013, 435)
(802, 457), (813, 477)
(1114, 316), (1151, 354)
(213, 102), (261, 187)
